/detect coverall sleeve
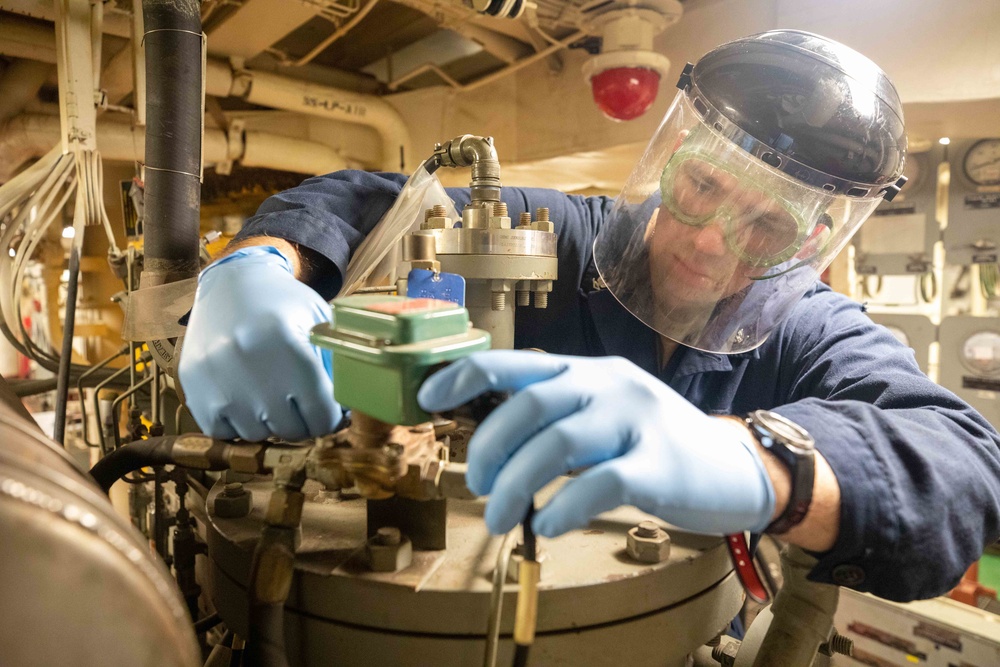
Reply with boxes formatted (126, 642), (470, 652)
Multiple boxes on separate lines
(771, 288), (1000, 601)
(233, 170), (613, 353)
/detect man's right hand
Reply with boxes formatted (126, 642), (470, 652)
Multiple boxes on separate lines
(178, 245), (342, 440)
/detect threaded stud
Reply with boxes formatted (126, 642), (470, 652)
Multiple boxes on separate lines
(492, 291), (506, 311)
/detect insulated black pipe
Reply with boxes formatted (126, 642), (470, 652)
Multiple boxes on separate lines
(53, 247), (81, 446)
(141, 0), (203, 287)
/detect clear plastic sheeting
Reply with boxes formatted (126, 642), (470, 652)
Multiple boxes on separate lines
(594, 91), (883, 354)
(338, 161), (458, 296)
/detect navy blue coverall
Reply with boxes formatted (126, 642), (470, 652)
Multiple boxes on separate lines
(234, 170), (1000, 602)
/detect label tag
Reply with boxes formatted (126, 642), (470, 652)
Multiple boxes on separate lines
(407, 269), (466, 306)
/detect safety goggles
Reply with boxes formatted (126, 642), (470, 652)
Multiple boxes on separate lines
(659, 148), (820, 268)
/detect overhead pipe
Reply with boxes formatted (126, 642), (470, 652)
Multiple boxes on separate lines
(0, 114), (351, 181)
(140, 0), (203, 288)
(0, 12), (411, 172)
(206, 60), (411, 171)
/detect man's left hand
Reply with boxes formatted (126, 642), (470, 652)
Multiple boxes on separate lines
(418, 351), (776, 537)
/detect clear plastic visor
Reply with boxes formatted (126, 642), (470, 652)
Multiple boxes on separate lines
(594, 91), (884, 354)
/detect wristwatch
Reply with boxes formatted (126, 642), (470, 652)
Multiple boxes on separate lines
(745, 409), (816, 535)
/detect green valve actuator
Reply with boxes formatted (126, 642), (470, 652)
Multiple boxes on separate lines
(310, 295), (491, 425)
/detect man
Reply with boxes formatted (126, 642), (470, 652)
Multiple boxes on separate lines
(179, 30), (1000, 602)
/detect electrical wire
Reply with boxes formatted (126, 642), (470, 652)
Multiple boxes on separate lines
(484, 531), (518, 667)
(0, 145), (121, 399)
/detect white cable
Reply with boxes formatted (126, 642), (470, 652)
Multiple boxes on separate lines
(484, 531), (517, 667)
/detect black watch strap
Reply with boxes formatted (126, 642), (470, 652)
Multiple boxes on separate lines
(745, 410), (816, 535)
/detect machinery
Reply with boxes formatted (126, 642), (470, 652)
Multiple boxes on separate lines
(0, 2), (873, 659)
(88, 135), (753, 667)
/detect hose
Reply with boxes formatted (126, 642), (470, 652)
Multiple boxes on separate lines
(88, 435), (181, 492)
(53, 246), (81, 446)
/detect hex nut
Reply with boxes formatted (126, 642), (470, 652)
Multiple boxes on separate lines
(368, 533), (413, 572)
(214, 484), (252, 518)
(626, 523), (671, 564)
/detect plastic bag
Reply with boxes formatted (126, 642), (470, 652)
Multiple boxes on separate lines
(338, 163), (459, 297)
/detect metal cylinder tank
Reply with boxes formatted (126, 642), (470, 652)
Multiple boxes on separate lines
(0, 378), (200, 667)
(205, 478), (743, 666)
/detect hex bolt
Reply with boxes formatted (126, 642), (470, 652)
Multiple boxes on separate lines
(368, 527), (412, 572)
(423, 204), (452, 229)
(532, 207), (554, 233)
(635, 521), (659, 538)
(488, 201), (511, 229)
(533, 291), (549, 309)
(516, 288), (530, 307)
(376, 526), (402, 546)
(626, 521), (670, 563)
(214, 482), (252, 519)
(517, 212), (532, 228)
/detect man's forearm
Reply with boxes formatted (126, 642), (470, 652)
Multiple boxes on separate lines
(722, 416), (841, 552)
(217, 235), (307, 280)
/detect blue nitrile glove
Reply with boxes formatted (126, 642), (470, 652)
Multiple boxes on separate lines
(178, 246), (342, 441)
(418, 351), (776, 537)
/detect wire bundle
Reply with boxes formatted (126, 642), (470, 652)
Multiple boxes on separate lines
(0, 147), (117, 363)
(0, 144), (121, 442)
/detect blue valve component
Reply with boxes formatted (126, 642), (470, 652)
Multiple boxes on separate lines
(407, 268), (466, 306)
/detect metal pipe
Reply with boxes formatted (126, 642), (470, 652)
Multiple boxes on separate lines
(0, 114), (350, 181)
(206, 59), (411, 171)
(140, 0), (203, 287)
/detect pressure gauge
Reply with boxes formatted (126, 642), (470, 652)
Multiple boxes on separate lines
(961, 331), (1000, 375)
(963, 139), (1000, 187)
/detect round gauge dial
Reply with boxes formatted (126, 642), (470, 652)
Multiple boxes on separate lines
(961, 331), (1000, 375)
(885, 325), (910, 348)
(963, 139), (1000, 187)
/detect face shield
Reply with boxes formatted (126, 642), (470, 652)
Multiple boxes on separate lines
(593, 91), (884, 354)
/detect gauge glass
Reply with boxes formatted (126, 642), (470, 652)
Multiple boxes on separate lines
(961, 331), (1000, 375)
(963, 139), (1000, 187)
(885, 325), (910, 348)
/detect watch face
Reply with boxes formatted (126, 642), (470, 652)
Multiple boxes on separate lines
(753, 410), (815, 450)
